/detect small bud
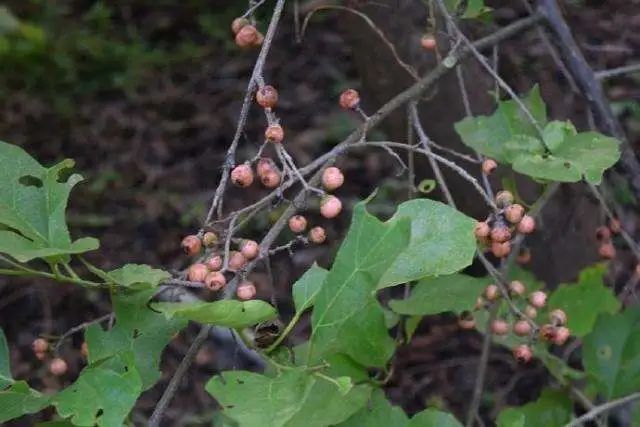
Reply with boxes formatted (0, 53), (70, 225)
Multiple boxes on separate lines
(490, 225), (511, 243)
(288, 215), (307, 233)
(482, 159), (497, 175)
(235, 25), (259, 48)
(181, 235), (202, 256)
(553, 326), (570, 345)
(420, 34), (437, 50)
(490, 319), (509, 336)
(524, 305), (537, 319)
(321, 167), (345, 192)
(495, 190), (514, 208)
(517, 248), (531, 265)
(549, 309), (567, 326)
(474, 221), (491, 239)
(231, 17), (250, 34)
(513, 345), (532, 363)
(260, 169), (281, 188)
(265, 124), (284, 143)
(188, 263), (209, 283)
(231, 164), (254, 188)
(205, 254), (223, 271)
(320, 195), (343, 219)
(595, 226), (611, 241)
(504, 204), (525, 224)
(202, 231), (219, 247)
(513, 320), (532, 336)
(32, 338), (48, 354)
(598, 242), (616, 259)
(236, 281), (257, 300)
(517, 215), (536, 234)
(49, 358), (68, 376)
(491, 241), (511, 258)
(228, 251), (247, 271)
(485, 284), (500, 301)
(508, 280), (526, 296)
(256, 85), (279, 109)
(309, 226), (327, 244)
(529, 291), (547, 308)
(240, 240), (259, 260)
(339, 89), (360, 110)
(204, 271), (226, 291)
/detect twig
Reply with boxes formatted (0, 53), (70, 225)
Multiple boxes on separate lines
(595, 63), (640, 80)
(54, 313), (112, 354)
(565, 392), (640, 427)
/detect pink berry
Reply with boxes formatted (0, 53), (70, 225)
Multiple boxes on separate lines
(231, 17), (249, 34)
(482, 159), (497, 175)
(240, 240), (259, 260)
(320, 195), (342, 219)
(598, 242), (616, 259)
(265, 124), (284, 143)
(420, 34), (437, 50)
(260, 169), (281, 188)
(256, 85), (278, 109)
(202, 231), (219, 247)
(517, 215), (536, 234)
(235, 25), (259, 48)
(495, 190), (514, 208)
(231, 164), (254, 188)
(236, 281), (257, 300)
(549, 309), (567, 326)
(32, 338), (48, 354)
(539, 324), (556, 341)
(553, 327), (571, 345)
(595, 226), (611, 241)
(181, 235), (202, 256)
(256, 157), (276, 176)
(188, 263), (209, 282)
(504, 204), (525, 224)
(529, 291), (547, 308)
(204, 271), (226, 291)
(205, 254), (223, 271)
(490, 319), (509, 336)
(339, 89), (360, 110)
(491, 241), (511, 258)
(490, 225), (511, 243)
(508, 280), (526, 296)
(517, 248), (531, 265)
(524, 305), (537, 319)
(321, 167), (344, 192)
(228, 251), (247, 271)
(308, 226), (326, 244)
(49, 358), (68, 376)
(288, 215), (307, 233)
(513, 345), (532, 363)
(513, 320), (532, 336)
(34, 351), (46, 361)
(474, 221), (491, 239)
(485, 284), (500, 301)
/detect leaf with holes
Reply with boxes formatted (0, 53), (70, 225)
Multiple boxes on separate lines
(0, 381), (51, 423)
(583, 308), (640, 399)
(155, 299), (277, 329)
(378, 199), (477, 289)
(0, 141), (99, 262)
(206, 370), (371, 427)
(548, 264), (620, 336)
(309, 199), (411, 367)
(292, 263), (328, 313)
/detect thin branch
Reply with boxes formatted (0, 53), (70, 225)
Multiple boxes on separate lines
(595, 63), (640, 80)
(565, 392), (640, 427)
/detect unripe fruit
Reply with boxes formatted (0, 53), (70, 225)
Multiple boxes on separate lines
(458, 313), (475, 330)
(309, 226), (327, 244)
(228, 251), (247, 271)
(491, 241), (511, 258)
(236, 281), (257, 300)
(420, 34), (437, 50)
(49, 358), (68, 376)
(204, 271), (226, 291)
(495, 190), (514, 208)
(609, 218), (621, 234)
(265, 124), (284, 143)
(524, 305), (537, 319)
(231, 164), (254, 188)
(256, 85), (278, 109)
(260, 169), (281, 188)
(529, 291), (547, 308)
(240, 240), (259, 260)
(490, 319), (509, 335)
(598, 242), (616, 259)
(482, 158), (497, 175)
(509, 280), (526, 296)
(513, 320), (532, 336)
(474, 221), (491, 239)
(595, 225), (611, 241)
(202, 231), (219, 247)
(322, 167), (344, 192)
(490, 225), (511, 243)
(539, 324), (556, 341)
(517, 215), (536, 234)
(513, 345), (532, 363)
(288, 215), (307, 233)
(188, 263), (209, 282)
(80, 342), (88, 358)
(504, 204), (525, 224)
(181, 235), (202, 256)
(32, 338), (48, 354)
(549, 309), (567, 326)
(553, 326), (570, 345)
(257, 158), (276, 176)
(517, 248), (532, 265)
(339, 89), (360, 110)
(485, 284), (500, 301)
(231, 17), (249, 34)
(235, 25), (259, 48)
(205, 254), (223, 271)
(320, 195), (342, 219)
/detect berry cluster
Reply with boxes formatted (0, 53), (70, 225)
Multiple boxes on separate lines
(596, 218), (621, 259)
(474, 190), (535, 258)
(459, 281), (571, 363)
(232, 18), (264, 49)
(31, 338), (88, 377)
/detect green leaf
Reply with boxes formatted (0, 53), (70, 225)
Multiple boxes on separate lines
(583, 307), (640, 398)
(107, 264), (170, 289)
(206, 370), (371, 427)
(0, 381), (50, 423)
(155, 299), (277, 328)
(454, 86), (547, 163)
(379, 199), (477, 288)
(389, 274), (486, 316)
(0, 142), (99, 262)
(52, 352), (142, 427)
(405, 316), (422, 341)
(86, 289), (185, 389)
(0, 327), (11, 388)
(292, 264), (328, 313)
(548, 264), (620, 336)
(408, 408), (463, 427)
(309, 200), (411, 367)
(338, 389), (409, 426)
(496, 389), (571, 427)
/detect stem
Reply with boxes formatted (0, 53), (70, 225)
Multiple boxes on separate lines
(565, 392), (640, 427)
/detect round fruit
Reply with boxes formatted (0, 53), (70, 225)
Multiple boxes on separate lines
(517, 248), (531, 265)
(188, 263), (209, 283)
(517, 215), (536, 234)
(495, 190), (514, 208)
(491, 225), (511, 243)
(231, 17), (249, 34)
(205, 255), (223, 271)
(529, 291), (547, 308)
(320, 196), (343, 219)
(322, 167), (344, 192)
(261, 169), (281, 188)
(256, 85), (278, 109)
(49, 358), (68, 376)
(236, 281), (257, 300)
(202, 231), (219, 247)
(257, 157), (276, 176)
(513, 320), (532, 336)
(595, 225), (611, 241)
(491, 241), (511, 258)
(490, 319), (509, 335)
(598, 242), (616, 259)
(265, 124), (284, 143)
(228, 251), (247, 271)
(524, 305), (537, 319)
(204, 272), (226, 291)
(181, 235), (202, 256)
(482, 159), (497, 175)
(549, 309), (567, 326)
(513, 345), (532, 363)
(32, 338), (48, 354)
(420, 34), (437, 50)
(539, 324), (556, 341)
(458, 313), (475, 330)
(240, 240), (259, 260)
(288, 215), (307, 233)
(504, 204), (525, 224)
(474, 221), (491, 239)
(235, 25), (259, 48)
(231, 164), (254, 188)
(553, 326), (570, 345)
(508, 280), (526, 296)
(485, 284), (500, 301)
(339, 89), (360, 110)
(309, 226), (327, 244)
